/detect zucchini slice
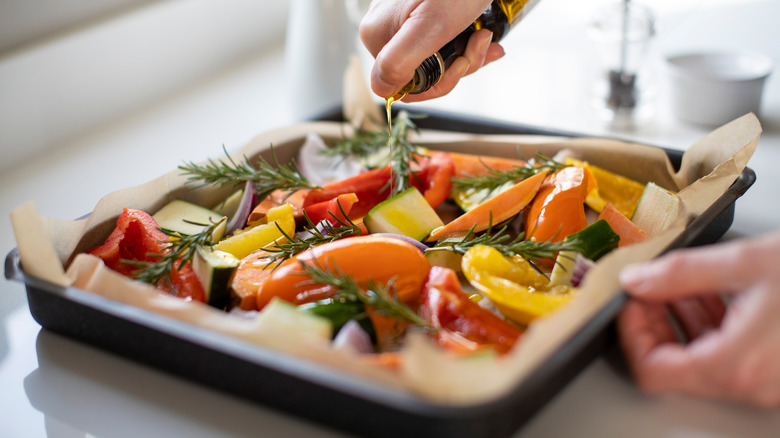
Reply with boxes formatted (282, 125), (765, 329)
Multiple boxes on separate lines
(153, 199), (227, 241)
(549, 219), (620, 286)
(631, 182), (684, 237)
(192, 247), (239, 309)
(363, 187), (444, 241)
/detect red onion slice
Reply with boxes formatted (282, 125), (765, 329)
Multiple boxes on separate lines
(332, 320), (374, 354)
(298, 133), (365, 185)
(571, 254), (595, 288)
(225, 180), (258, 235)
(369, 233), (429, 252)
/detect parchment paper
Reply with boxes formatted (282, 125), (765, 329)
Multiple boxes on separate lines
(10, 59), (761, 405)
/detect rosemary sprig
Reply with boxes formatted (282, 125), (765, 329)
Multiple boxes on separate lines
(300, 260), (433, 330)
(124, 219), (224, 287)
(263, 201), (363, 268)
(386, 110), (426, 196)
(178, 145), (318, 200)
(431, 221), (588, 269)
(451, 153), (568, 193)
(320, 124), (388, 160)
(319, 111), (427, 196)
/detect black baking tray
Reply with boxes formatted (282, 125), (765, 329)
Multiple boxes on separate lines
(5, 107), (756, 437)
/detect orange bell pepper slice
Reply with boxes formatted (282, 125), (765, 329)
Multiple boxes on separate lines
(427, 169), (548, 241)
(256, 235), (431, 310)
(525, 166), (590, 243)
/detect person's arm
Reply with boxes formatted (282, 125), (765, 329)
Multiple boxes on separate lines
(359, 0), (505, 102)
(618, 231), (780, 408)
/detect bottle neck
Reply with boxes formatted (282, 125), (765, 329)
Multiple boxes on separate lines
(475, 3), (511, 41)
(409, 52), (445, 95)
(402, 0), (519, 96)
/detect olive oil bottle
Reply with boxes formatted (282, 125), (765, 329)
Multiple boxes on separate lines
(386, 0), (542, 136)
(390, 0), (543, 102)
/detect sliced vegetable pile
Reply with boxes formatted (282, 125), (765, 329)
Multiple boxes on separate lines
(87, 111), (681, 364)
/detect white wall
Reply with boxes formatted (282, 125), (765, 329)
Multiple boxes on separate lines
(0, 0), (160, 54)
(0, 0), (289, 171)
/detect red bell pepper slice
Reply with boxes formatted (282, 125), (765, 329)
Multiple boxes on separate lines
(302, 152), (455, 219)
(411, 151), (455, 209)
(89, 208), (206, 302)
(304, 167), (392, 219)
(301, 192), (359, 227)
(420, 266), (523, 355)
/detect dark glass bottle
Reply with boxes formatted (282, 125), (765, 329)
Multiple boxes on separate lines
(392, 0), (542, 100)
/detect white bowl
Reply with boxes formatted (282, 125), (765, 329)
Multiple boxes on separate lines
(666, 51), (773, 126)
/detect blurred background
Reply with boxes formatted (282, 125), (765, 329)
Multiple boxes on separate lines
(1, 0), (775, 173)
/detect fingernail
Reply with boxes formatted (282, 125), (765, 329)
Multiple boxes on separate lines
(478, 31), (494, 53)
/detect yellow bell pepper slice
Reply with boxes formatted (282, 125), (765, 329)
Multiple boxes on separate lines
(213, 204), (294, 259)
(461, 245), (573, 325)
(566, 158), (645, 218)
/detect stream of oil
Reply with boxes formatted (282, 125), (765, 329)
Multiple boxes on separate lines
(385, 97), (395, 139)
(386, 80), (414, 141)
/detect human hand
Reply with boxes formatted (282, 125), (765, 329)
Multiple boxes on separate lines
(359, 0), (505, 102)
(618, 231), (780, 408)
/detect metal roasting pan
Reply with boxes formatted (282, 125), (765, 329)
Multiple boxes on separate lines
(6, 106), (756, 437)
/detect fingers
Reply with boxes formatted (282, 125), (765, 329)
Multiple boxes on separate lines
(668, 295), (726, 340)
(620, 301), (777, 404)
(619, 233), (780, 407)
(484, 42), (506, 64)
(462, 30), (502, 75)
(360, 0), (502, 100)
(367, 18), (454, 98)
(398, 57), (472, 102)
(619, 299), (719, 396)
(362, 0), (489, 98)
(620, 283), (780, 406)
(399, 30), (501, 102)
(619, 237), (769, 301)
(617, 300), (678, 378)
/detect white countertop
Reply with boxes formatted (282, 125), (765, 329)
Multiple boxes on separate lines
(2, 0), (780, 437)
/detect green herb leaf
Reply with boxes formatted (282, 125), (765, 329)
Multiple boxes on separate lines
(320, 124), (388, 160)
(451, 153), (568, 193)
(385, 110), (426, 196)
(263, 200), (363, 268)
(320, 111), (427, 196)
(300, 259), (433, 330)
(431, 218), (589, 272)
(124, 219), (224, 287)
(178, 145), (318, 200)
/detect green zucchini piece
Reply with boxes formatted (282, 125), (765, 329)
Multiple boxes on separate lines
(192, 247), (239, 309)
(153, 199), (227, 241)
(549, 219), (619, 286)
(298, 298), (376, 342)
(631, 182), (683, 237)
(363, 187), (444, 241)
(425, 231), (470, 272)
(568, 219), (621, 261)
(256, 298), (333, 342)
(211, 189), (244, 218)
(452, 181), (514, 212)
